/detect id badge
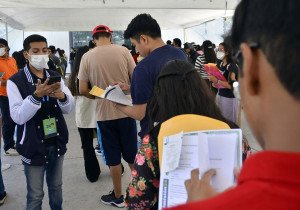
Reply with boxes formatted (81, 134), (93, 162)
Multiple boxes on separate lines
(42, 117), (58, 139)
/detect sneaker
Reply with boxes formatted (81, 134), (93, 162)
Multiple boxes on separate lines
(4, 148), (19, 156)
(100, 190), (125, 208)
(0, 191), (7, 206)
(1, 164), (11, 172)
(95, 149), (102, 156)
(121, 163), (125, 176)
(95, 144), (100, 151)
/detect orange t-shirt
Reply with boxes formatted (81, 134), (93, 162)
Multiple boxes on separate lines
(0, 57), (18, 96)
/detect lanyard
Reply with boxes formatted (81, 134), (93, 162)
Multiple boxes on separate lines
(42, 96), (51, 119)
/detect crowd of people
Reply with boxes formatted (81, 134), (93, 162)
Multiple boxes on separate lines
(0, 0), (299, 209)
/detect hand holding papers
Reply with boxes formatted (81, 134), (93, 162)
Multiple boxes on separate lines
(204, 63), (227, 88)
(89, 85), (133, 106)
(158, 129), (242, 210)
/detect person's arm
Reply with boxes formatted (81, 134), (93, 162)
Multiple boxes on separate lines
(208, 75), (232, 89)
(116, 103), (147, 121)
(77, 54), (95, 99)
(125, 137), (159, 209)
(7, 80), (42, 125)
(195, 55), (205, 70)
(54, 79), (75, 114)
(217, 79), (232, 89)
(78, 79), (95, 99)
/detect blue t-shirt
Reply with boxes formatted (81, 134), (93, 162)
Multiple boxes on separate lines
(131, 45), (187, 138)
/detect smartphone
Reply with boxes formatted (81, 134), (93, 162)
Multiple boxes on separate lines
(0, 72), (5, 78)
(47, 76), (61, 85)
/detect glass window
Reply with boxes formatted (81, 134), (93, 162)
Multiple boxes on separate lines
(71, 31), (130, 48)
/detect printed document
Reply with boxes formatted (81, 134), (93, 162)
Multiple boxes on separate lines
(158, 129), (242, 210)
(89, 85), (132, 106)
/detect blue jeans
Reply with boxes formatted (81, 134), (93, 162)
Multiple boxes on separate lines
(0, 157), (5, 195)
(24, 146), (64, 210)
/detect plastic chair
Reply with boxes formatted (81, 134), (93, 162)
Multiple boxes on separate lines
(158, 114), (230, 167)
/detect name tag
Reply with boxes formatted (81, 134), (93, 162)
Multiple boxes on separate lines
(42, 117), (58, 139)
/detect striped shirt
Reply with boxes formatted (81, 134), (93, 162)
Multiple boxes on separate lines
(195, 54), (208, 79)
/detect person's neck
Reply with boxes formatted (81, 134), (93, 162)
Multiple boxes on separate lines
(222, 59), (228, 65)
(29, 64), (44, 79)
(96, 38), (111, 46)
(149, 38), (165, 54)
(261, 91), (300, 153)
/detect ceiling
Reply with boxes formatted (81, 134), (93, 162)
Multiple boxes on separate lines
(0, 0), (238, 31)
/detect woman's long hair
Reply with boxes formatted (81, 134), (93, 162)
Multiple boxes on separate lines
(202, 40), (217, 63)
(68, 46), (89, 96)
(219, 42), (233, 64)
(148, 60), (229, 130)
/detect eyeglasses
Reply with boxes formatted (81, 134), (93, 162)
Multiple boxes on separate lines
(233, 42), (260, 66)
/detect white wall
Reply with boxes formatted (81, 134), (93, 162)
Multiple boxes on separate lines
(184, 28), (204, 45)
(4, 29), (71, 73)
(24, 31), (71, 73)
(184, 17), (233, 46)
(161, 29), (184, 45)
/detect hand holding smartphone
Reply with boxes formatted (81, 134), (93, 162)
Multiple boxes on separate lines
(47, 76), (61, 85)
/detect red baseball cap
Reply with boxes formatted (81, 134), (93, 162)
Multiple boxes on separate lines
(92, 25), (113, 35)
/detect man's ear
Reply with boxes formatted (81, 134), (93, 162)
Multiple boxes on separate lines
(140, 35), (148, 45)
(23, 50), (29, 60)
(240, 43), (260, 96)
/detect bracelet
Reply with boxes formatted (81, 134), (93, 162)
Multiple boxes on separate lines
(33, 91), (42, 99)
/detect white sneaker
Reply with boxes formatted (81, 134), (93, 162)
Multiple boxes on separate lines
(95, 149), (102, 156)
(4, 148), (19, 156)
(1, 164), (11, 171)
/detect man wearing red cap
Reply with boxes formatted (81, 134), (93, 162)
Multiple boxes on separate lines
(78, 25), (137, 208)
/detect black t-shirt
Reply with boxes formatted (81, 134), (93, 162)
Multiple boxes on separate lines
(70, 52), (76, 61)
(217, 62), (238, 98)
(189, 50), (200, 66)
(130, 45), (187, 138)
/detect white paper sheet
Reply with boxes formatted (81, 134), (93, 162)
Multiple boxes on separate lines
(158, 129), (242, 210)
(159, 133), (209, 209)
(161, 132), (183, 173)
(104, 85), (133, 106)
(206, 131), (239, 191)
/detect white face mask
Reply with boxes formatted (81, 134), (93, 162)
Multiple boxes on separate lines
(29, 54), (49, 70)
(0, 48), (6, 57)
(216, 51), (225, 60)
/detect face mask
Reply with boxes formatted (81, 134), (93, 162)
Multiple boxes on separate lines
(217, 51), (225, 60)
(0, 48), (6, 57)
(29, 54), (49, 70)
